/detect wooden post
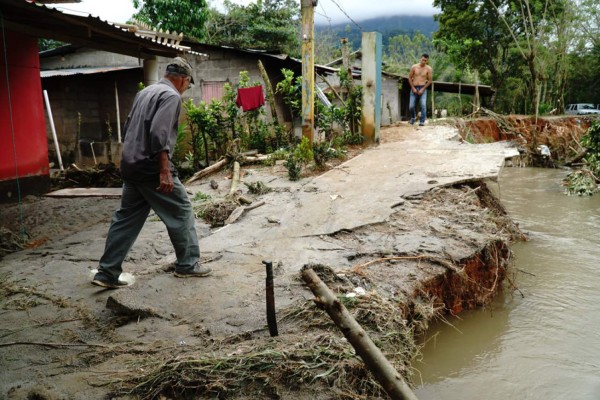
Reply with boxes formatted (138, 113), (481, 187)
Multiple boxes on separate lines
(341, 38), (357, 134)
(263, 260), (278, 337)
(341, 38), (351, 74)
(257, 60), (280, 123)
(431, 81), (435, 120)
(302, 268), (420, 400)
(301, 0), (315, 144)
(474, 70), (480, 112)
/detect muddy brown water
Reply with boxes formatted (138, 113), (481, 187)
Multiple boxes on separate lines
(414, 167), (600, 400)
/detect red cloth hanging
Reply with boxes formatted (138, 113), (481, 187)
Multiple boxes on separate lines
(236, 85), (265, 112)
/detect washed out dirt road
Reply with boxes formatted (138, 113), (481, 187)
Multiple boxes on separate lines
(0, 122), (521, 399)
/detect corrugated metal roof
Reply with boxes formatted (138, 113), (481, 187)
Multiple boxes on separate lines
(40, 66), (141, 78)
(0, 0), (206, 58)
(36, 0), (82, 3)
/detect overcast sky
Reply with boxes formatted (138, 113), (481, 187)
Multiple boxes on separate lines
(49, 0), (438, 25)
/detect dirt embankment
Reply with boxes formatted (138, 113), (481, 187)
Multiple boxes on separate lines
(457, 114), (595, 166)
(1, 122), (527, 399)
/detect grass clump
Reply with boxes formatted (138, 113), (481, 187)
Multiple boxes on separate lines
(244, 181), (272, 195)
(194, 200), (238, 227)
(193, 191), (212, 202)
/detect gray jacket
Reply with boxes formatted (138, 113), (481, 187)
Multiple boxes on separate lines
(120, 79), (181, 181)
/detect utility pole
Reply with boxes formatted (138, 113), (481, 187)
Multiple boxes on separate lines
(341, 38), (351, 72)
(301, 0), (316, 144)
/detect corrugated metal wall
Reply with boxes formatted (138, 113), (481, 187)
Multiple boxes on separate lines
(0, 30), (49, 183)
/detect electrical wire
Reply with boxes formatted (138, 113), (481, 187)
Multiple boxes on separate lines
(316, 0), (332, 27)
(327, 0), (363, 31)
(315, 10), (331, 22)
(1, 11), (26, 240)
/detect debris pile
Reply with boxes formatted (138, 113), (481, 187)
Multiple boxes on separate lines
(51, 163), (122, 189)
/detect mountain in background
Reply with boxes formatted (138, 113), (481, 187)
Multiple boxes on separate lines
(316, 15), (438, 50)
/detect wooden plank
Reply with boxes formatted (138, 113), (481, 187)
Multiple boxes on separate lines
(44, 188), (122, 198)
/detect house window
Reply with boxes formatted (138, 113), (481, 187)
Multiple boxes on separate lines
(201, 81), (226, 103)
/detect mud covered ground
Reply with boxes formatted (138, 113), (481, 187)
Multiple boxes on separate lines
(0, 123), (523, 399)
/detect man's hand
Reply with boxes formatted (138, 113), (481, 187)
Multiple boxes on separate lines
(157, 169), (174, 193)
(156, 151), (174, 193)
(412, 87), (418, 94)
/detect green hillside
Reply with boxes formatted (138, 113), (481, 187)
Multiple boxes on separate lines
(316, 15), (438, 49)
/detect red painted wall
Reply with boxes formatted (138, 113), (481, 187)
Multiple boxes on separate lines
(0, 30), (49, 182)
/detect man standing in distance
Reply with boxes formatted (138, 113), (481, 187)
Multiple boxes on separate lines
(92, 57), (211, 289)
(409, 54), (432, 126)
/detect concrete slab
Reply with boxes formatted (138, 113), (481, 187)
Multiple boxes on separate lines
(200, 125), (519, 252)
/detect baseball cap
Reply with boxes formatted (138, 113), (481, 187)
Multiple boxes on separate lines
(166, 57), (194, 84)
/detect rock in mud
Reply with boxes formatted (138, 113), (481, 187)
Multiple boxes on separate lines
(106, 290), (164, 320)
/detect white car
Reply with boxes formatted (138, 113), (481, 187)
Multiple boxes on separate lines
(565, 103), (600, 115)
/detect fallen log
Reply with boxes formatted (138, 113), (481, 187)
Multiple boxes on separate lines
(185, 158), (228, 185)
(301, 268), (419, 400)
(224, 200), (265, 225)
(565, 148), (587, 166)
(241, 155), (269, 164)
(229, 161), (241, 196)
(237, 195), (253, 205)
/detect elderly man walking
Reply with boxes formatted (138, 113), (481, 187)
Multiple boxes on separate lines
(92, 57), (211, 289)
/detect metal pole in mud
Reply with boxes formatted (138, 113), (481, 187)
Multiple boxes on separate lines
(263, 260), (278, 337)
(43, 90), (64, 171)
(302, 268), (419, 400)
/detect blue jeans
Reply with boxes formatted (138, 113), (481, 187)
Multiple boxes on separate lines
(98, 177), (200, 280)
(409, 86), (427, 124)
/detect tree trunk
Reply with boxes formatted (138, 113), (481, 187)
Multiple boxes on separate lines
(224, 200), (265, 225)
(528, 55), (539, 118)
(301, 268), (420, 400)
(185, 158), (228, 185)
(229, 161), (241, 196)
(258, 60), (280, 123)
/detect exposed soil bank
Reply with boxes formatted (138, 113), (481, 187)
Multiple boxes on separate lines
(0, 123), (521, 399)
(459, 114), (597, 165)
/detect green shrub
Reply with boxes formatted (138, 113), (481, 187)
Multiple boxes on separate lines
(284, 153), (302, 181)
(563, 121), (600, 196)
(313, 141), (334, 169)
